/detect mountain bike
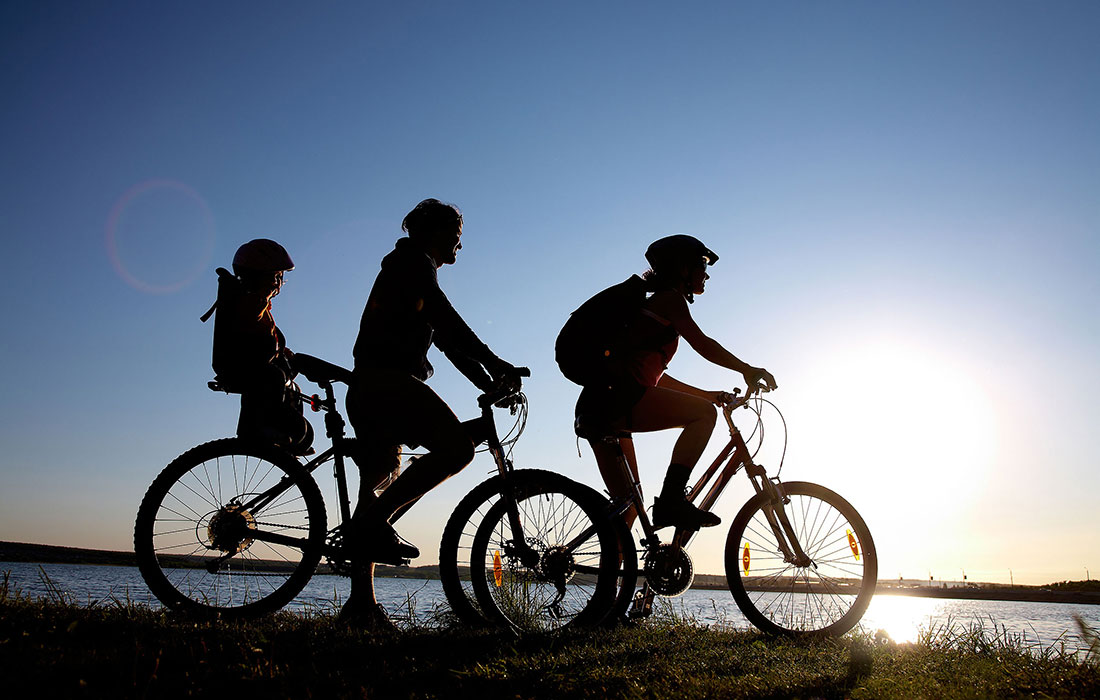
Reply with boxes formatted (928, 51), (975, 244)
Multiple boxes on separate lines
(592, 388), (878, 637)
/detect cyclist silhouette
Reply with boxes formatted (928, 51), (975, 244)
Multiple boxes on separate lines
(571, 235), (777, 530)
(342, 198), (521, 628)
(211, 239), (314, 454)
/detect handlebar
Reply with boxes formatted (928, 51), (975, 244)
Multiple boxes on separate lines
(477, 366), (531, 409)
(720, 384), (772, 411)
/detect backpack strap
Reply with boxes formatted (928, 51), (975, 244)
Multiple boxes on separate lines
(199, 268), (236, 322)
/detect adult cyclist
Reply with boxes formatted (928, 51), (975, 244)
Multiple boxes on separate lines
(575, 235), (777, 530)
(343, 198), (522, 627)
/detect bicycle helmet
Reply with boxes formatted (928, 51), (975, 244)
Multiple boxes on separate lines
(232, 239), (295, 275)
(645, 234), (718, 271)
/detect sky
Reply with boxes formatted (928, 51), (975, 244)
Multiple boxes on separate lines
(1, 1), (1097, 586)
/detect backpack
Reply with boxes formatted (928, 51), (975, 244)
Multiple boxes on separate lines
(200, 267), (246, 387)
(555, 275), (647, 386)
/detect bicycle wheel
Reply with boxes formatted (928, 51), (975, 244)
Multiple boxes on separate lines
(466, 474), (621, 633)
(134, 438), (327, 617)
(725, 481), (877, 637)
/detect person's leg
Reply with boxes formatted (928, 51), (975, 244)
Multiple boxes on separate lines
(626, 386), (720, 529)
(345, 369), (474, 558)
(273, 382), (314, 454)
(368, 384), (474, 523)
(340, 372), (429, 627)
(628, 386), (717, 468)
(236, 364), (288, 441)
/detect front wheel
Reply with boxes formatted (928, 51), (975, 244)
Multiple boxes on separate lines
(134, 438), (328, 617)
(725, 481), (877, 637)
(464, 473), (622, 633)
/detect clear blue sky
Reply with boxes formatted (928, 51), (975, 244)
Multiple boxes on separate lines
(1, 1), (1096, 585)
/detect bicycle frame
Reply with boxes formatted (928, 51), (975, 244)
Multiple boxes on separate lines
(585, 395), (814, 616)
(198, 378), (355, 566)
(231, 377), (533, 566)
(472, 390), (545, 571)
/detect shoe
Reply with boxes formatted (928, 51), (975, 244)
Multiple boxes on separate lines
(358, 521), (420, 565)
(651, 494), (721, 530)
(338, 598), (397, 632)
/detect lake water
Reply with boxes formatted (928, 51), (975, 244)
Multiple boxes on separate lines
(4, 560), (1098, 655)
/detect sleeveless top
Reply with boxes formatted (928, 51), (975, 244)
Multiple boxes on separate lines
(624, 304), (679, 388)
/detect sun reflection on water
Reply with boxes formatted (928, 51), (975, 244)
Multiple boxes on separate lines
(857, 595), (951, 644)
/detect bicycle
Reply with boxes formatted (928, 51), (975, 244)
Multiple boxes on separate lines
(133, 354), (546, 618)
(452, 387), (878, 637)
(592, 388), (877, 636)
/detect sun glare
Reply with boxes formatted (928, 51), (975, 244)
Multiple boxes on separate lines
(797, 335), (998, 546)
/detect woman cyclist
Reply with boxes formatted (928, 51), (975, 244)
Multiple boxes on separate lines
(574, 235), (777, 530)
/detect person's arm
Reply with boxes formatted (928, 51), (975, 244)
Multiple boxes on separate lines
(422, 277), (516, 382)
(442, 347), (495, 392)
(659, 292), (777, 393)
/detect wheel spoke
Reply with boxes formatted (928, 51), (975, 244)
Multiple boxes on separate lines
(727, 482), (875, 636)
(136, 440), (325, 616)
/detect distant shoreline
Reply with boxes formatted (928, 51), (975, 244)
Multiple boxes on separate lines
(4, 540), (1098, 606)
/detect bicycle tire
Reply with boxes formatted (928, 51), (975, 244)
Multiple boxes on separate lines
(438, 472), (512, 625)
(466, 474), (622, 633)
(134, 438), (327, 617)
(439, 469), (625, 626)
(724, 481), (877, 637)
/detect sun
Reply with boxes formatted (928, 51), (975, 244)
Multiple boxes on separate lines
(795, 334), (998, 521)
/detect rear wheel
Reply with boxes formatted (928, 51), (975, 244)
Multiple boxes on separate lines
(724, 481), (877, 636)
(466, 474), (621, 633)
(438, 473), (514, 625)
(134, 438), (327, 617)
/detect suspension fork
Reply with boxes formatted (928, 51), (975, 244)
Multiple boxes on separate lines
(747, 463), (812, 567)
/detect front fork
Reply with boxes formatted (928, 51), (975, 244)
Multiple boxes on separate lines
(750, 465), (813, 568)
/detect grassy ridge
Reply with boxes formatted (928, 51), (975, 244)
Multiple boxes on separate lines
(2, 577), (1099, 699)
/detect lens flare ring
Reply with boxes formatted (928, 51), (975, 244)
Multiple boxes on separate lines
(105, 179), (216, 294)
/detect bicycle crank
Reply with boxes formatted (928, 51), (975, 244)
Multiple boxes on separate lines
(644, 544), (695, 597)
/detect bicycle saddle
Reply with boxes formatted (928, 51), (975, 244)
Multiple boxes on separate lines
(292, 353), (355, 385)
(573, 414), (632, 441)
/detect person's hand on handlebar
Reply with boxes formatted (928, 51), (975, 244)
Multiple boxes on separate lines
(741, 366), (777, 396)
(488, 361), (529, 397)
(712, 391), (739, 407)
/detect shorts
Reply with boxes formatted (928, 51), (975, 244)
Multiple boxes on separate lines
(574, 379), (648, 435)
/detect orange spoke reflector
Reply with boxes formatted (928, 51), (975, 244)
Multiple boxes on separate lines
(493, 550), (503, 587)
(742, 543), (750, 574)
(847, 529), (860, 561)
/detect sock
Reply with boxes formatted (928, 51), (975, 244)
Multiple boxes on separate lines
(660, 463), (691, 500)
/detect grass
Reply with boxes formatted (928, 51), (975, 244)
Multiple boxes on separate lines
(2, 572), (1099, 699)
